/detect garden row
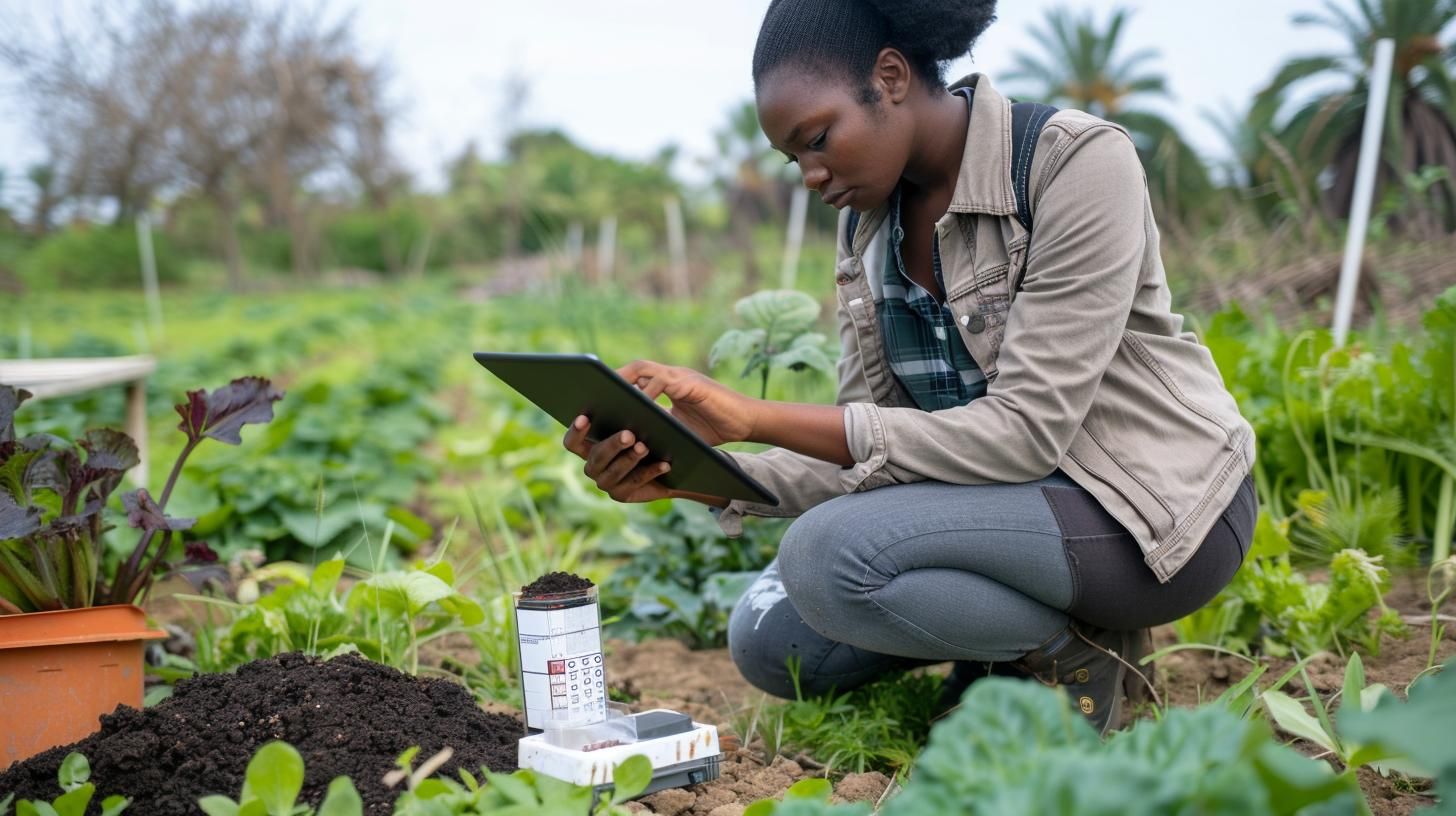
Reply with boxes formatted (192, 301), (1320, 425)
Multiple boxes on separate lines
(2, 281), (1454, 814)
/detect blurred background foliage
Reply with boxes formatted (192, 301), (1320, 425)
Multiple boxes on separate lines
(1, 0), (1455, 657)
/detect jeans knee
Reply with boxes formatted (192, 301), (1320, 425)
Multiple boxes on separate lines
(777, 509), (856, 641)
(728, 599), (799, 699)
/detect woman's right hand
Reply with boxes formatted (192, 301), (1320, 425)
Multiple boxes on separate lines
(562, 415), (674, 503)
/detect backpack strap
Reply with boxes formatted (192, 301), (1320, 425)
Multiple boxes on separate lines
(1009, 101), (1058, 233)
(841, 99), (1059, 255)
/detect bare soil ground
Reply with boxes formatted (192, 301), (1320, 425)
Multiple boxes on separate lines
(123, 572), (1453, 815)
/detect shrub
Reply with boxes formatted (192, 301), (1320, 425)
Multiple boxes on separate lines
(17, 224), (179, 289)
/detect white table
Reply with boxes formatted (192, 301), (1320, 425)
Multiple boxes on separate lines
(0, 356), (158, 488)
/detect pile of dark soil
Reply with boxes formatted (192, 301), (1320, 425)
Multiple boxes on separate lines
(0, 652), (520, 814)
(521, 571), (594, 597)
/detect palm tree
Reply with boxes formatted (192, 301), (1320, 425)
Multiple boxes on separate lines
(1259, 0), (1456, 236)
(1003, 7), (1214, 230)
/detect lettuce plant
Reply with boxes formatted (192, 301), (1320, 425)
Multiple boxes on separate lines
(744, 679), (1368, 816)
(390, 752), (653, 816)
(0, 378), (281, 613)
(198, 741), (361, 816)
(0, 752), (129, 816)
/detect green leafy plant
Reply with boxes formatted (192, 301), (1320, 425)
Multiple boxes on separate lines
(170, 542), (486, 683)
(1175, 511), (1405, 657)
(601, 502), (781, 648)
(1261, 653), (1428, 781)
(0, 753), (129, 816)
(758, 662), (941, 775)
(198, 741), (362, 816)
(1340, 658), (1456, 812)
(741, 678), (1370, 815)
(0, 378), (280, 614)
(742, 778), (859, 816)
(171, 357), (447, 566)
(709, 289), (834, 399)
(390, 751), (653, 815)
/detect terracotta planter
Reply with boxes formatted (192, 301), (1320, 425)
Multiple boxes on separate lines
(0, 604), (167, 768)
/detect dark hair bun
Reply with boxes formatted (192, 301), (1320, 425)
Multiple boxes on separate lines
(864, 0), (997, 63)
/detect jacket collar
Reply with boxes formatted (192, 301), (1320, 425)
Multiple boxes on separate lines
(945, 73), (1017, 217)
(851, 73), (1017, 255)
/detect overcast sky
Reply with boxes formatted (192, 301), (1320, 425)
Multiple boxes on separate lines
(0, 0), (1351, 201)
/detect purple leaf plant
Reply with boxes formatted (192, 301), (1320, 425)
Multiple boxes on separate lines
(0, 377), (282, 614)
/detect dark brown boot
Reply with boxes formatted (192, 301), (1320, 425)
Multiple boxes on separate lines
(934, 660), (1027, 718)
(1014, 625), (1155, 736)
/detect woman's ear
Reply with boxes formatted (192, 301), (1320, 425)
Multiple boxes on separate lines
(872, 47), (913, 105)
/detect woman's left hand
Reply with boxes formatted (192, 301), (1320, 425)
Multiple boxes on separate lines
(617, 360), (756, 447)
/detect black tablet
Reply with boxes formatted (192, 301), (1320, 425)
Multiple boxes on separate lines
(473, 352), (780, 506)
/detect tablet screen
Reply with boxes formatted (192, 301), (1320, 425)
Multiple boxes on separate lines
(474, 352), (779, 506)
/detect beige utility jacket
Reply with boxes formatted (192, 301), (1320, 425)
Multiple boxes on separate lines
(714, 74), (1255, 583)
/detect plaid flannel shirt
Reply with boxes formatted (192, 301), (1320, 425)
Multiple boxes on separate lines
(879, 185), (988, 411)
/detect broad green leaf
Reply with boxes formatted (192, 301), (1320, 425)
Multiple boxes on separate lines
(197, 795), (241, 816)
(783, 777), (831, 801)
(57, 752), (90, 791)
(485, 773), (539, 804)
(17, 801), (58, 816)
(50, 784), (93, 816)
(1341, 659), (1455, 782)
(439, 594), (485, 626)
(280, 506), (357, 549)
(1249, 511), (1292, 559)
(1250, 740), (1360, 814)
(0, 447), (42, 502)
(770, 343), (834, 375)
(1263, 691), (1336, 754)
(385, 506), (434, 542)
(243, 742), (304, 816)
(351, 571), (452, 617)
(609, 755), (653, 804)
(734, 290), (820, 336)
(236, 801), (268, 816)
(316, 777), (363, 816)
(709, 328), (767, 369)
(310, 556), (346, 596)
(98, 796), (128, 816)
(743, 801), (777, 816)
(421, 559), (454, 586)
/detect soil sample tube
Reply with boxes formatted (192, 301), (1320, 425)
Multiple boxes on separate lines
(514, 573), (607, 736)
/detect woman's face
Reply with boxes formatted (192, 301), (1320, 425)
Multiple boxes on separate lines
(756, 64), (913, 213)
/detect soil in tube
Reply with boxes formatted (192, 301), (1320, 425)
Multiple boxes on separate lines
(520, 571), (594, 597)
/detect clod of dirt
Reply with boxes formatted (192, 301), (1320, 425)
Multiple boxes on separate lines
(831, 771), (891, 804)
(520, 571), (594, 597)
(0, 652), (520, 814)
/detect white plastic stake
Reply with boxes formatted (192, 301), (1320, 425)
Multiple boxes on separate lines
(596, 215), (616, 283)
(780, 185), (809, 289)
(1332, 38), (1395, 348)
(664, 196), (689, 298)
(136, 212), (164, 343)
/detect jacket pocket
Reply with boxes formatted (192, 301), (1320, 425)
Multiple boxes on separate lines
(1075, 333), (1244, 543)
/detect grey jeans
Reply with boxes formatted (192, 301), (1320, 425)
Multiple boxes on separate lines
(727, 472), (1255, 699)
